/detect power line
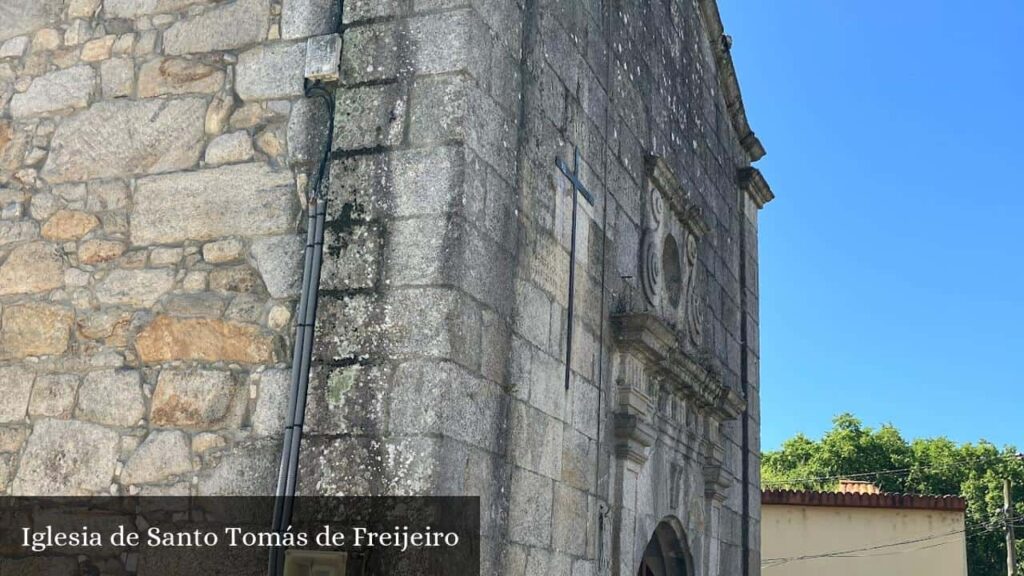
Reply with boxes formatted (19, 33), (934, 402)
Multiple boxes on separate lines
(763, 467), (913, 487)
(763, 453), (1024, 487)
(762, 530), (966, 569)
(762, 515), (1015, 568)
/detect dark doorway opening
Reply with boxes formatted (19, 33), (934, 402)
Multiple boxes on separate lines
(637, 520), (690, 576)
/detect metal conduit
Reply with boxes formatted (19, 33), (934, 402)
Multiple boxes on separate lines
(268, 80), (336, 576)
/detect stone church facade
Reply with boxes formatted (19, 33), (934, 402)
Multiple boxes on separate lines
(0, 0), (772, 575)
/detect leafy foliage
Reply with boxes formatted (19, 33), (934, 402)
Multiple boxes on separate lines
(762, 414), (1024, 576)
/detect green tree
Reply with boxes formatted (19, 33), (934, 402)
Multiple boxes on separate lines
(763, 414), (1024, 575)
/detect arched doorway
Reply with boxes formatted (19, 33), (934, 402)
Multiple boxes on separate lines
(637, 520), (690, 576)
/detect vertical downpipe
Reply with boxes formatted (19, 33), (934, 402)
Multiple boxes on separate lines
(268, 72), (338, 576)
(738, 189), (752, 576)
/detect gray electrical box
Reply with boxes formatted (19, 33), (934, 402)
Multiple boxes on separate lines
(304, 34), (342, 83)
(283, 549), (348, 576)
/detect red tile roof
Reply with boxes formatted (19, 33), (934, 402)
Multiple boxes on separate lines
(762, 489), (967, 512)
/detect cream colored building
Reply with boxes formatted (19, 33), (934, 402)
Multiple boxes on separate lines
(762, 485), (969, 576)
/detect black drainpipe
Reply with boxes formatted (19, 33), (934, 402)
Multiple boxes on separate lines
(738, 186), (752, 576)
(268, 79), (337, 576)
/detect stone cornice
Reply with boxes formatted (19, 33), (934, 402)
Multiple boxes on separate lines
(611, 312), (744, 422)
(698, 0), (766, 162)
(738, 167), (775, 209)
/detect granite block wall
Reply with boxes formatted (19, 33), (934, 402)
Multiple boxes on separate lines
(0, 0), (770, 574)
(318, 0), (770, 575)
(0, 0), (341, 497)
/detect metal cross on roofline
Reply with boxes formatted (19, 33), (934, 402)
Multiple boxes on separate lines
(555, 145), (594, 390)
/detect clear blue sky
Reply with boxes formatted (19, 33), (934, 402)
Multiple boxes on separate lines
(718, 0), (1024, 451)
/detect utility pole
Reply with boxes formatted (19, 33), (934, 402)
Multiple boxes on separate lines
(1007, 479), (1018, 576)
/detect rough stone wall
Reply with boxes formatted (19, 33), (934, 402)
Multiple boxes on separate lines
(0, 0), (339, 496)
(318, 1), (768, 576)
(503, 1), (766, 574)
(0, 0), (768, 574)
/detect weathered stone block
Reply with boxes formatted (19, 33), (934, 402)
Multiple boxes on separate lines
(0, 0), (64, 43)
(552, 483), (588, 555)
(383, 288), (481, 368)
(149, 246), (183, 267)
(408, 10), (483, 76)
(163, 0), (270, 55)
(255, 126), (285, 158)
(281, 0), (341, 40)
(287, 96), (330, 165)
(392, 147), (464, 217)
(135, 315), (277, 364)
(390, 361), (505, 452)
(80, 35), (116, 62)
(509, 401), (563, 478)
(28, 374), (78, 418)
(267, 305), (291, 329)
(204, 131), (254, 166)
(0, 453), (10, 487)
(205, 92), (235, 135)
(409, 74), (468, 145)
(236, 41), (305, 101)
(228, 102), (272, 130)
(339, 21), (401, 85)
(192, 432), (225, 454)
(121, 430), (192, 484)
(103, 0), (207, 18)
(43, 98), (206, 183)
(325, 153), (389, 222)
(138, 57), (225, 97)
(197, 439), (278, 495)
(0, 303), (73, 359)
(209, 265), (263, 293)
(250, 235), (302, 298)
(0, 241), (63, 295)
(130, 163), (295, 245)
(79, 240), (125, 264)
(95, 269), (175, 308)
(508, 468), (553, 547)
(30, 29), (59, 52)
(86, 180), (130, 211)
(0, 428), (27, 453)
(334, 83), (407, 150)
(0, 366), (33, 423)
(320, 223), (381, 290)
(76, 369), (145, 427)
(12, 419), (120, 495)
(202, 238), (245, 263)
(68, 0), (101, 19)
(150, 368), (235, 429)
(342, 0), (405, 23)
(385, 218), (444, 286)
(10, 65), (95, 119)
(0, 36), (28, 59)
(302, 365), (386, 436)
(294, 436), (381, 495)
(560, 429), (594, 491)
(41, 209), (99, 241)
(312, 294), (381, 362)
(251, 369), (288, 436)
(514, 280), (552, 350)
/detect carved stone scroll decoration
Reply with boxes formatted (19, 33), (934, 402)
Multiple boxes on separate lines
(637, 156), (711, 342)
(641, 187), (664, 306)
(609, 156), (743, 501)
(684, 235), (704, 346)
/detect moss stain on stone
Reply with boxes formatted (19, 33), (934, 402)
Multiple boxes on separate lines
(326, 366), (359, 408)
